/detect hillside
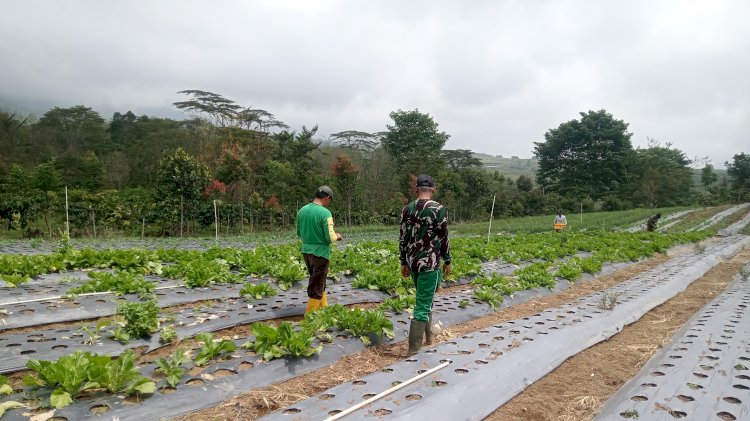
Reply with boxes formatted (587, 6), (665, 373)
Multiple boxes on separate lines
(473, 153), (538, 180)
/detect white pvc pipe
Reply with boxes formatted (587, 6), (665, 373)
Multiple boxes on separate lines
(324, 360), (451, 421)
(0, 285), (180, 306)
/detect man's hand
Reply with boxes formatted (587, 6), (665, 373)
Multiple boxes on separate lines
(443, 263), (452, 278)
(336, 233), (343, 241)
(400, 265), (410, 278)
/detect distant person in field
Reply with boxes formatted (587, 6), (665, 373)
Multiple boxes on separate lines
(553, 209), (567, 232)
(646, 213), (661, 232)
(296, 186), (343, 314)
(399, 174), (452, 357)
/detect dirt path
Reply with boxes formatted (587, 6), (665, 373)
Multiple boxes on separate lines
(176, 247), (704, 420)
(487, 248), (750, 421)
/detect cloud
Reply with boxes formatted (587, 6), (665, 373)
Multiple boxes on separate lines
(0, 0), (747, 167)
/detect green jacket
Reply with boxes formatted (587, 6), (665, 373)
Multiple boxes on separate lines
(296, 202), (337, 260)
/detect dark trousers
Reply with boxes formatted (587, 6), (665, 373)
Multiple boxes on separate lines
(303, 253), (329, 299)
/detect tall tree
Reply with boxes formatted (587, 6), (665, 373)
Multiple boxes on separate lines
(726, 153), (750, 201)
(330, 153), (360, 225)
(156, 147), (210, 233)
(700, 164), (718, 193)
(534, 110), (633, 200)
(382, 109), (449, 189)
(35, 106), (109, 156)
(628, 141), (693, 206)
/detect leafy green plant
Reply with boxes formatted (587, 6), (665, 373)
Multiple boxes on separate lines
(24, 350), (155, 409)
(245, 322), (322, 361)
(599, 292), (620, 310)
(270, 261), (307, 290)
(0, 374), (13, 395)
(458, 299), (469, 309)
(66, 271), (155, 297)
(79, 320), (111, 346)
(194, 333), (237, 366)
(239, 282), (277, 300)
(87, 350), (155, 396)
(302, 305), (395, 346)
(473, 287), (503, 310)
(352, 268), (408, 295)
(112, 327), (131, 344)
(154, 349), (189, 387)
(116, 300), (159, 339)
(378, 295), (415, 314)
(159, 326), (177, 344)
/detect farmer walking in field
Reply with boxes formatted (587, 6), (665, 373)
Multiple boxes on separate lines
(296, 185), (343, 314)
(646, 213), (661, 232)
(399, 174), (452, 357)
(553, 209), (567, 232)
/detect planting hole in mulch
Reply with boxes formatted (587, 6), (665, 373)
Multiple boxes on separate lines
(363, 393), (376, 399)
(353, 380), (367, 386)
(212, 368), (237, 378)
(159, 386), (177, 394)
(676, 395), (694, 402)
(89, 404), (110, 415)
(374, 408), (392, 416)
(319, 393), (335, 400)
(406, 394), (422, 401)
(281, 408), (301, 414)
(123, 395), (145, 405)
(717, 412), (737, 421)
(239, 361), (254, 370)
(630, 395), (648, 402)
(186, 378), (205, 387)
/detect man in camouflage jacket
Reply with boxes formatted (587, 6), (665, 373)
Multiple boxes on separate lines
(399, 174), (452, 356)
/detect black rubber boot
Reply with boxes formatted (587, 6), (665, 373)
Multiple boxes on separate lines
(406, 320), (427, 357)
(424, 313), (434, 345)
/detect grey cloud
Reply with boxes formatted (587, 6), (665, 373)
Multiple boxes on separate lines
(0, 0), (747, 167)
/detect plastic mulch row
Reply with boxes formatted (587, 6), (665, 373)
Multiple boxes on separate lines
(255, 236), (748, 420)
(593, 267), (750, 420)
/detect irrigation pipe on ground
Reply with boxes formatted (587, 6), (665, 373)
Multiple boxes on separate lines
(324, 360), (451, 421)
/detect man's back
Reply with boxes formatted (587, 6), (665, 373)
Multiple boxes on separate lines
(399, 199), (451, 273)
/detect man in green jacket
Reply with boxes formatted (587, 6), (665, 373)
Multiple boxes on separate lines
(296, 186), (343, 313)
(399, 174), (452, 356)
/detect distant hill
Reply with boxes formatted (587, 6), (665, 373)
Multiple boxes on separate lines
(473, 153), (538, 180)
(472, 152), (727, 187)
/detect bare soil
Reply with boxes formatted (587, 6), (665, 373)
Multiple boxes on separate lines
(176, 246), (712, 421)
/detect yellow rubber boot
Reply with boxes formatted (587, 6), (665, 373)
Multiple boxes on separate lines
(320, 291), (328, 308)
(305, 298), (321, 314)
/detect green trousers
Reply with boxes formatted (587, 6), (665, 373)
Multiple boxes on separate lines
(410, 269), (442, 322)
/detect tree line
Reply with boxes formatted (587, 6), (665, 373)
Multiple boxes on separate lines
(0, 91), (748, 237)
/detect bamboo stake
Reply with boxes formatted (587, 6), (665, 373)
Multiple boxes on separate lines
(0, 285), (180, 307)
(487, 193), (496, 244)
(324, 360), (450, 421)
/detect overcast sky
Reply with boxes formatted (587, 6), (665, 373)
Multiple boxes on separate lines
(1, 1), (747, 168)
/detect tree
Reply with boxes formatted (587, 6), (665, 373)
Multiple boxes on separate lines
(627, 141), (693, 207)
(515, 174), (533, 192)
(726, 153), (750, 201)
(330, 130), (381, 154)
(156, 147), (210, 234)
(443, 149), (482, 171)
(36, 106), (109, 155)
(173, 90), (241, 129)
(534, 110), (633, 201)
(382, 109), (449, 190)
(700, 164), (718, 193)
(330, 153), (360, 225)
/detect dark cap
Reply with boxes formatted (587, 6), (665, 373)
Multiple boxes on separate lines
(315, 185), (333, 199)
(415, 174), (435, 188)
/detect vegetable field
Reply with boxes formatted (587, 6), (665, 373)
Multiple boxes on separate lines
(1, 204), (749, 420)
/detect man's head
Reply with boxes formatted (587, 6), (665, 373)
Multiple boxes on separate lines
(314, 185), (334, 206)
(415, 174), (436, 195)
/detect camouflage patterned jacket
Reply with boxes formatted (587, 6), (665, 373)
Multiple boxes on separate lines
(399, 199), (452, 272)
